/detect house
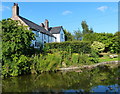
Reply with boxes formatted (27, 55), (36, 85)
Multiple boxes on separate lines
(11, 3), (65, 48)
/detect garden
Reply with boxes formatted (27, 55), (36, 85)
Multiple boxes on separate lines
(1, 19), (119, 78)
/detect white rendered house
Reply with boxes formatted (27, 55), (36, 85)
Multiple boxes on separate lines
(11, 3), (65, 48)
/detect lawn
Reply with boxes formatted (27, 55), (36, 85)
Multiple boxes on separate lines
(98, 53), (118, 63)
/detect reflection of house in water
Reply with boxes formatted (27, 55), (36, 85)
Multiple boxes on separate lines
(11, 3), (65, 48)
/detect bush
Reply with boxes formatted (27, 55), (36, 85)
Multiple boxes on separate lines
(91, 41), (105, 52)
(2, 55), (30, 78)
(89, 50), (99, 63)
(30, 53), (62, 73)
(45, 41), (91, 53)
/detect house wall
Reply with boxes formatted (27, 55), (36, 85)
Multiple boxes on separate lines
(12, 15), (57, 47)
(31, 30), (43, 48)
(60, 29), (65, 42)
(53, 34), (60, 42)
(52, 29), (65, 42)
(31, 30), (56, 48)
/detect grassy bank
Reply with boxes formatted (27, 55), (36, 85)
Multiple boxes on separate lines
(98, 53), (118, 63)
(2, 49), (118, 78)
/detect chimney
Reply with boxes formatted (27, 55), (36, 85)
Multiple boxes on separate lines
(12, 3), (19, 17)
(40, 23), (45, 28)
(44, 19), (49, 31)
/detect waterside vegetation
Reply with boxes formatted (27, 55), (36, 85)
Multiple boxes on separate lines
(1, 19), (119, 78)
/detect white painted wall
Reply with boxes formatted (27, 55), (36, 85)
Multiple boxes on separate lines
(60, 29), (65, 42)
(53, 34), (60, 42)
(52, 29), (65, 42)
(31, 30), (57, 48)
(31, 30), (43, 48)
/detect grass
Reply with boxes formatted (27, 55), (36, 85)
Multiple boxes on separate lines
(98, 54), (118, 63)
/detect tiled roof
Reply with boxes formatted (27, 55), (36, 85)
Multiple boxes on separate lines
(49, 26), (62, 34)
(19, 16), (55, 38)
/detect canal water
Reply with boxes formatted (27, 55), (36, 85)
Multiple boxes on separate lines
(2, 66), (120, 93)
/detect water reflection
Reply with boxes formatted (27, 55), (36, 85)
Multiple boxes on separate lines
(2, 67), (120, 93)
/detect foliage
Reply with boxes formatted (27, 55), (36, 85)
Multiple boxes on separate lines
(83, 32), (118, 53)
(30, 53), (62, 73)
(1, 19), (35, 57)
(77, 53), (93, 65)
(1, 18), (35, 77)
(91, 41), (105, 52)
(81, 21), (94, 34)
(2, 55), (30, 77)
(44, 41), (91, 53)
(73, 21), (93, 41)
(63, 29), (74, 41)
(89, 50), (99, 63)
(73, 29), (82, 40)
(110, 32), (120, 53)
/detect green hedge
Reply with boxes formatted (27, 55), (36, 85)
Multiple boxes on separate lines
(44, 41), (91, 53)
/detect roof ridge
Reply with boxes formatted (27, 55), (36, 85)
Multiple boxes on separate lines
(19, 16), (43, 29)
(18, 16), (55, 38)
(52, 26), (62, 28)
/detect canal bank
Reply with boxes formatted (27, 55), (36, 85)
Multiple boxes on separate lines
(58, 61), (119, 72)
(2, 63), (120, 93)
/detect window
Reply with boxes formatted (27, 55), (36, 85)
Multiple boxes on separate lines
(48, 36), (49, 42)
(36, 31), (39, 37)
(35, 41), (40, 47)
(42, 33), (43, 41)
(44, 34), (46, 40)
(51, 37), (52, 41)
(61, 34), (63, 39)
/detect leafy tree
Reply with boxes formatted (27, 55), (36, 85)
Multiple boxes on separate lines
(83, 33), (97, 42)
(83, 33), (115, 52)
(63, 29), (74, 41)
(73, 21), (94, 41)
(2, 18), (35, 58)
(1, 18), (35, 77)
(89, 28), (94, 33)
(81, 21), (93, 34)
(110, 31), (120, 53)
(73, 29), (82, 40)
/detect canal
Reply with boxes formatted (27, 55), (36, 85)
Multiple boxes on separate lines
(2, 66), (120, 93)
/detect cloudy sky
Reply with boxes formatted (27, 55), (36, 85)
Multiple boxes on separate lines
(1, 2), (118, 34)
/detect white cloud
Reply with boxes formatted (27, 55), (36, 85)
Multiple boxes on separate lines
(62, 10), (72, 15)
(0, 5), (10, 11)
(97, 6), (108, 12)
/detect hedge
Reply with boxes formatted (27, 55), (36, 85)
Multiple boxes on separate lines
(44, 41), (91, 53)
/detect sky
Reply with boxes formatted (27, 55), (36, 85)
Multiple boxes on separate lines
(1, 2), (118, 34)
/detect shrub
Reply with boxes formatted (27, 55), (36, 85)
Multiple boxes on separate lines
(30, 53), (62, 73)
(2, 55), (30, 78)
(78, 53), (93, 65)
(89, 49), (99, 63)
(45, 41), (91, 53)
(71, 53), (79, 65)
(91, 41), (105, 52)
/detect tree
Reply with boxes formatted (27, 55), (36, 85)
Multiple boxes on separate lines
(110, 31), (120, 53)
(73, 29), (82, 40)
(81, 21), (93, 34)
(63, 29), (74, 41)
(1, 18), (35, 77)
(2, 19), (35, 57)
